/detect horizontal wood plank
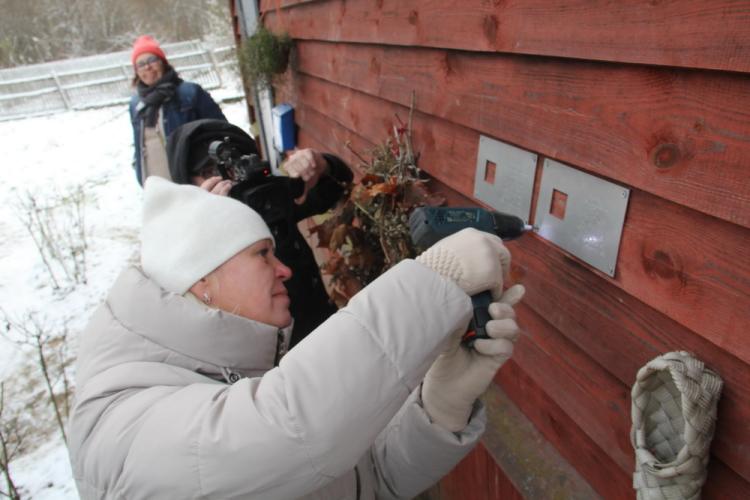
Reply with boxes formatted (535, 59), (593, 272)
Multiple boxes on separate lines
(513, 304), (633, 472)
(434, 444), (523, 500)
(291, 74), (478, 196)
(498, 361), (633, 499)
(277, 95), (375, 173)
(619, 190), (750, 350)
(291, 41), (750, 228)
(288, 73), (750, 366)
(704, 457), (750, 500)
(262, 0), (750, 73)
(481, 372), (604, 500)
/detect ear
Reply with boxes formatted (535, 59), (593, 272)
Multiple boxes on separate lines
(188, 277), (210, 298)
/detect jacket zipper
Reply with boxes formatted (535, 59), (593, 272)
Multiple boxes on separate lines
(273, 329), (285, 366)
(355, 466), (361, 500)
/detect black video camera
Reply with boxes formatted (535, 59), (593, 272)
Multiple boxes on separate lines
(207, 136), (305, 245)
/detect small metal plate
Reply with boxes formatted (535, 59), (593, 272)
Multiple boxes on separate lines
(474, 135), (537, 222)
(534, 159), (630, 277)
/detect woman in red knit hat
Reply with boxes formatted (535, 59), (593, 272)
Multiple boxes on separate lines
(129, 35), (227, 185)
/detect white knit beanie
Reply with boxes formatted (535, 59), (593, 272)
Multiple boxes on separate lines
(140, 177), (273, 294)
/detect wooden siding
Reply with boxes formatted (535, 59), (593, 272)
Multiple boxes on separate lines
(262, 0), (750, 73)
(258, 0), (750, 497)
(436, 445), (525, 500)
(292, 41), (750, 228)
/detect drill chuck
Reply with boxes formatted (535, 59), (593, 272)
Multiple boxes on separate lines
(409, 206), (532, 250)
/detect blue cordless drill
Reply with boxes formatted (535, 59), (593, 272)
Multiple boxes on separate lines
(408, 206), (532, 345)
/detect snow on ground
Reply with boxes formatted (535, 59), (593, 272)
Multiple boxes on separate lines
(0, 85), (249, 498)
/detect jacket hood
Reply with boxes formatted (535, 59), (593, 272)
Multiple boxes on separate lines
(166, 119), (259, 184)
(76, 266), (291, 386)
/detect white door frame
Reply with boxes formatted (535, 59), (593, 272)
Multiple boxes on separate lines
(236, 0), (281, 172)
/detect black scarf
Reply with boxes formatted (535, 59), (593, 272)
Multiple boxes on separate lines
(135, 68), (183, 127)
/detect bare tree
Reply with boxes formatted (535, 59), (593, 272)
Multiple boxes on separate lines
(1, 311), (72, 446)
(0, 383), (24, 500)
(13, 185), (88, 292)
(0, 0), (232, 68)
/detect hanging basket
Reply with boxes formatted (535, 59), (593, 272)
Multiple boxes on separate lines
(630, 351), (723, 500)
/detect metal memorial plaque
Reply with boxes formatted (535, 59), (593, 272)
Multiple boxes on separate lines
(474, 135), (537, 222)
(534, 159), (630, 277)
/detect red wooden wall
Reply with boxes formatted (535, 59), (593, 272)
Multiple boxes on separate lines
(251, 0), (750, 497)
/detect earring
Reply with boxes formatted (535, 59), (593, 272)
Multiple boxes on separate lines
(202, 292), (211, 305)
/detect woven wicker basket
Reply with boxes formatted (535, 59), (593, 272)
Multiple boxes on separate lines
(630, 351), (723, 500)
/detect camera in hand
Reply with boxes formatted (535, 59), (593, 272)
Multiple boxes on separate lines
(207, 136), (305, 245)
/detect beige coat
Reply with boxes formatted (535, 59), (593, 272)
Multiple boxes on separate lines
(68, 260), (485, 499)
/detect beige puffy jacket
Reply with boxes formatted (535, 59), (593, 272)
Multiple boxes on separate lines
(68, 260), (485, 499)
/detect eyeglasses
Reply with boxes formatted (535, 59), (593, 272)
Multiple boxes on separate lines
(135, 55), (161, 69)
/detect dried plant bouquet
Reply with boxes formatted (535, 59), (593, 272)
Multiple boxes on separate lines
(310, 103), (445, 306)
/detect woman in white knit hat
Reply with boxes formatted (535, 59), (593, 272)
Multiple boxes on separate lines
(67, 177), (525, 499)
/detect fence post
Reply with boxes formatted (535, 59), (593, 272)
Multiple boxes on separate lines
(205, 43), (223, 88)
(51, 70), (72, 110)
(121, 64), (132, 82)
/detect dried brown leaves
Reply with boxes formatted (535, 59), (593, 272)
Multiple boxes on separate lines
(311, 112), (445, 306)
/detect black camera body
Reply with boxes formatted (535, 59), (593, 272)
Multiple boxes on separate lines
(207, 137), (304, 245)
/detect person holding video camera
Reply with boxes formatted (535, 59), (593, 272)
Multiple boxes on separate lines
(167, 119), (353, 347)
(68, 177), (524, 499)
(129, 35), (226, 185)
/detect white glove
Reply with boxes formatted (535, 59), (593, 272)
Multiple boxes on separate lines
(415, 228), (511, 299)
(422, 284), (525, 432)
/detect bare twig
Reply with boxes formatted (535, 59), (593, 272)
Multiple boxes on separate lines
(406, 90), (416, 164)
(13, 185), (88, 292)
(312, 91), (443, 303)
(1, 311), (71, 445)
(0, 383), (23, 500)
(345, 141), (370, 166)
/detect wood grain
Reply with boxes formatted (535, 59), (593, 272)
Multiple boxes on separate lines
(291, 41), (750, 228)
(513, 304), (633, 472)
(435, 445), (523, 500)
(499, 361), (750, 499)
(262, 0), (750, 73)
(509, 227), (750, 481)
(498, 361), (633, 499)
(289, 73), (750, 365)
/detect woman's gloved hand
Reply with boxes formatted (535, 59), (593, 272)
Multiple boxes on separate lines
(422, 284), (525, 432)
(415, 228), (511, 299)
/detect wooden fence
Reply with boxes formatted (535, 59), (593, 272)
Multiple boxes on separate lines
(0, 39), (238, 121)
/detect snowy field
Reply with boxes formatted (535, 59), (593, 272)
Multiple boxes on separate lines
(0, 89), (249, 498)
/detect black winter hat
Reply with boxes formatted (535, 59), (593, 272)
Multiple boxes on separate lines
(166, 119), (259, 185)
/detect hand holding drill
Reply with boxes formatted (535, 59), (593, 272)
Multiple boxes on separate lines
(410, 206), (531, 345)
(410, 206), (530, 431)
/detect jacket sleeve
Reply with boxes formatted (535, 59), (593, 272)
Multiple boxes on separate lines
(292, 153), (353, 221)
(369, 389), (486, 499)
(116, 260), (472, 500)
(193, 84), (227, 121)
